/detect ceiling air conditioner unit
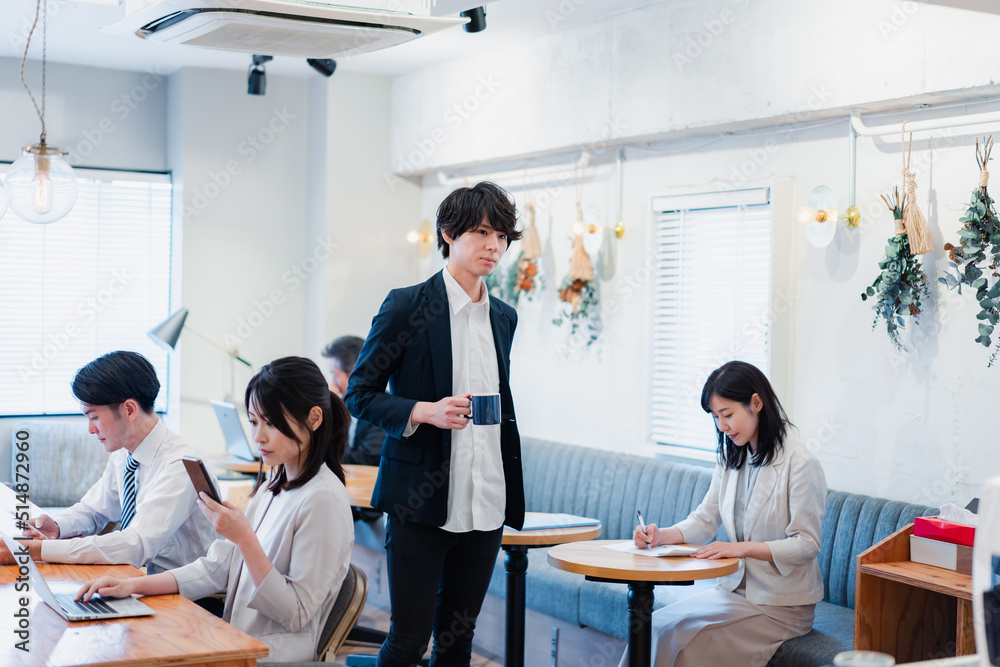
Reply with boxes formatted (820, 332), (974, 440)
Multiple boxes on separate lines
(103, 0), (468, 58)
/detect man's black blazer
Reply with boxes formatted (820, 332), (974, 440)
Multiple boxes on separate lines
(344, 270), (524, 530)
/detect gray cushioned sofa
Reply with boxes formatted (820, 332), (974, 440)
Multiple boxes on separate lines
(487, 438), (934, 667)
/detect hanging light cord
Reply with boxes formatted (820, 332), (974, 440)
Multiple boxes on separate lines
(19, 0), (47, 144)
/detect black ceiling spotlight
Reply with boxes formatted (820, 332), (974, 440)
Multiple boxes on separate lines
(247, 54), (273, 96)
(460, 6), (486, 33)
(307, 58), (337, 77)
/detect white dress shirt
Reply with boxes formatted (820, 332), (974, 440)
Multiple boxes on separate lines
(440, 267), (506, 532)
(42, 419), (217, 574)
(172, 466), (354, 663)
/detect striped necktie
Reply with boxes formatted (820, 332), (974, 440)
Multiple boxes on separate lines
(120, 453), (139, 530)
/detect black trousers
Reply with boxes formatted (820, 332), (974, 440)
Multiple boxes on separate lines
(377, 515), (503, 667)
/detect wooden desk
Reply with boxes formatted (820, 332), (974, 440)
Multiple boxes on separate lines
(0, 562), (268, 666)
(856, 523), (975, 662)
(548, 540), (738, 667)
(501, 514), (602, 667)
(343, 465), (377, 510)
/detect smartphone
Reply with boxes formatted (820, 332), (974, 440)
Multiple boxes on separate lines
(181, 457), (222, 504)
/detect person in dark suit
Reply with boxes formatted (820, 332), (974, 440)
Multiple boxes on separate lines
(322, 335), (385, 467)
(345, 181), (525, 667)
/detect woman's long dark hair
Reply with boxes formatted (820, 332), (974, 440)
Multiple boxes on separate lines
(245, 356), (349, 496)
(700, 361), (790, 470)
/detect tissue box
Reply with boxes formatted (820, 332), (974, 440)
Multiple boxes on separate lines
(913, 516), (976, 547)
(910, 534), (972, 575)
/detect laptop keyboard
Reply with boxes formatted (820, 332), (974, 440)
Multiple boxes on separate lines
(56, 592), (116, 616)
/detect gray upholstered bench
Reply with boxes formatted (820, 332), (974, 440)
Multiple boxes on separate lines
(3, 419), (110, 511)
(487, 438), (934, 667)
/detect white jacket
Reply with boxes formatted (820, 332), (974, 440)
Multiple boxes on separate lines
(672, 433), (827, 606)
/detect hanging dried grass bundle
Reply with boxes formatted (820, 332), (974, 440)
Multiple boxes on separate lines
(900, 124), (934, 255)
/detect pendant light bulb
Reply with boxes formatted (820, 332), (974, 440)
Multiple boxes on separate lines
(33, 154), (53, 214)
(8, 143), (77, 224)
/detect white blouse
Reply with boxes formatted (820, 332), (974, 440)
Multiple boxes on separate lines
(171, 466), (354, 662)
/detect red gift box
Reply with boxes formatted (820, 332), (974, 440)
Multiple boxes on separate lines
(913, 516), (976, 548)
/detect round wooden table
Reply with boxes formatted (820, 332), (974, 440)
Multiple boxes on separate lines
(501, 513), (602, 667)
(548, 540), (739, 667)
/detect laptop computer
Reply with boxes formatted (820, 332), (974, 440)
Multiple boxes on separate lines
(210, 399), (259, 463)
(0, 527), (155, 621)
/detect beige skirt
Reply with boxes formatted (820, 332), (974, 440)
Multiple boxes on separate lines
(618, 586), (815, 667)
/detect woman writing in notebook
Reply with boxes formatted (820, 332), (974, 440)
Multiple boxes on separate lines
(78, 356), (355, 663)
(624, 361), (827, 667)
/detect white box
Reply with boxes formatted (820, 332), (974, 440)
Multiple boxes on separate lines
(909, 534), (973, 575)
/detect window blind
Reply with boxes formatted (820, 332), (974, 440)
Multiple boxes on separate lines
(0, 170), (173, 416)
(650, 200), (773, 453)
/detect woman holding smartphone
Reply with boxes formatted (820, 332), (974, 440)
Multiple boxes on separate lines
(625, 361), (827, 667)
(78, 356), (355, 663)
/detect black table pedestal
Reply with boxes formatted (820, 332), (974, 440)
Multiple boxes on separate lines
(503, 544), (529, 667)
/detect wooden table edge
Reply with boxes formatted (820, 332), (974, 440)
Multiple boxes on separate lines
(502, 524), (602, 546)
(546, 540), (739, 582)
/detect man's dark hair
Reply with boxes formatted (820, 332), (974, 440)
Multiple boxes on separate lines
(71, 351), (160, 414)
(321, 336), (365, 374)
(436, 181), (521, 258)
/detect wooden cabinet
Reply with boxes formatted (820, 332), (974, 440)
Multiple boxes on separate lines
(855, 523), (975, 662)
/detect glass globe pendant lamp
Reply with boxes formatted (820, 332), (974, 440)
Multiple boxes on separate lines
(9, 0), (77, 224)
(8, 143), (77, 224)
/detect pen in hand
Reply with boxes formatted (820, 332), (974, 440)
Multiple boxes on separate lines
(636, 509), (650, 549)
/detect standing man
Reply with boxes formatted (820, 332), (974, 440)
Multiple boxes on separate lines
(323, 335), (385, 466)
(6, 351), (216, 574)
(345, 181), (525, 667)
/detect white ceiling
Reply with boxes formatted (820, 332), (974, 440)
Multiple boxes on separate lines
(0, 0), (661, 78)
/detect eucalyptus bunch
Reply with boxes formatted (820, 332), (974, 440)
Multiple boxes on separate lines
(861, 186), (929, 351)
(940, 137), (1000, 363)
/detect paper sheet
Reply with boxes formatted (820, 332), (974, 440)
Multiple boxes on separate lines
(603, 541), (699, 558)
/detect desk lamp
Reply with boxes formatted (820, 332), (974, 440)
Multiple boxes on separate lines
(148, 307), (252, 403)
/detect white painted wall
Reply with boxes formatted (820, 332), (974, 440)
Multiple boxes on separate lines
(390, 0), (1000, 173)
(403, 1), (1000, 507)
(167, 67), (312, 453)
(320, 72), (423, 350)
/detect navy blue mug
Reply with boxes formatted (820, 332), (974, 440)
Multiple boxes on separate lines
(468, 393), (501, 426)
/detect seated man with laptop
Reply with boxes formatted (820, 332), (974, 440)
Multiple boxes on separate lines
(1, 351), (216, 574)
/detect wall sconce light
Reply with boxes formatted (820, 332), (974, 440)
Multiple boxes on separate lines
(570, 221), (625, 238)
(407, 218), (434, 257)
(797, 185), (861, 247)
